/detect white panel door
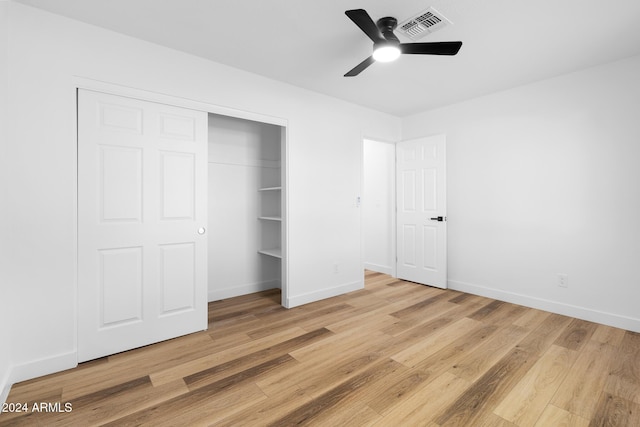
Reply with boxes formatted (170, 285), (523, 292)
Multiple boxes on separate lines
(78, 89), (208, 362)
(396, 135), (447, 288)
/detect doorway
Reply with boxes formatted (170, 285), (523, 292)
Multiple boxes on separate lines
(362, 138), (396, 276)
(362, 135), (447, 288)
(207, 114), (287, 302)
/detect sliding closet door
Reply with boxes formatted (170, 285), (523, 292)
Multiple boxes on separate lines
(77, 89), (208, 362)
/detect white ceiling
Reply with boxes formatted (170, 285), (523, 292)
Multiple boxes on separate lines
(14, 0), (640, 117)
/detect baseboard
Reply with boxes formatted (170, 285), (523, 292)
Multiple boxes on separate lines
(1, 351), (76, 404)
(364, 263), (393, 275)
(0, 370), (10, 405)
(208, 279), (280, 302)
(448, 279), (640, 333)
(9, 351), (77, 386)
(285, 280), (363, 308)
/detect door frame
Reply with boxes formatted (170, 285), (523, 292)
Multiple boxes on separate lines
(361, 136), (397, 278)
(361, 133), (448, 286)
(72, 77), (290, 359)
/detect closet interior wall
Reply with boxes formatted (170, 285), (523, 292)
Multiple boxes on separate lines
(207, 113), (283, 302)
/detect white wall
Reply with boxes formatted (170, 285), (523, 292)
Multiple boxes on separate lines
(403, 53), (640, 332)
(2, 1), (400, 391)
(363, 139), (395, 274)
(0, 0), (13, 404)
(208, 114), (281, 300)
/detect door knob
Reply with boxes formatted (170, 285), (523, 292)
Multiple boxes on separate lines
(430, 216), (445, 222)
(197, 227), (206, 235)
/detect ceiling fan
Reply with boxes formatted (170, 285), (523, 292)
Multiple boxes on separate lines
(344, 9), (463, 77)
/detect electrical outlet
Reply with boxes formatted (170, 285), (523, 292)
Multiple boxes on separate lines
(557, 273), (568, 288)
(334, 263), (339, 274)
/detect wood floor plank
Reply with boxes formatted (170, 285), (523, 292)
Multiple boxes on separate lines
(215, 384), (312, 427)
(258, 350), (377, 399)
(591, 323), (626, 347)
(473, 412), (519, 427)
(366, 281), (436, 304)
(553, 318), (598, 351)
(447, 323), (529, 382)
(493, 344), (578, 426)
(105, 355), (295, 426)
(294, 304), (370, 332)
(521, 315), (574, 354)
(311, 401), (383, 427)
(371, 372), (472, 426)
(258, 330), (392, 397)
(589, 392), (640, 427)
(3, 272), (639, 426)
(135, 382), (267, 427)
(388, 290), (451, 318)
(512, 307), (552, 330)
(365, 367), (432, 415)
(551, 340), (617, 419)
(604, 331), (640, 405)
(266, 358), (405, 426)
(249, 302), (356, 339)
(382, 297), (483, 338)
(149, 326), (311, 386)
(436, 342), (541, 426)
(469, 299), (530, 326)
(324, 307), (397, 335)
(412, 323), (500, 378)
(183, 328), (332, 390)
(295, 340), (399, 399)
(288, 326), (387, 363)
(391, 317), (481, 368)
(534, 404), (590, 427)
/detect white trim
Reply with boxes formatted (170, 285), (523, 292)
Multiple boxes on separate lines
(449, 279), (640, 333)
(280, 125), (289, 307)
(72, 76), (288, 127)
(9, 352), (77, 387)
(207, 159), (281, 169)
(1, 352), (76, 403)
(0, 369), (10, 405)
(364, 262), (393, 275)
(286, 280), (363, 308)
(208, 279), (280, 302)
(71, 80), (79, 368)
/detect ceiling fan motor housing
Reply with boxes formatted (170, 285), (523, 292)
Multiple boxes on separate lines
(374, 15), (400, 61)
(376, 16), (400, 43)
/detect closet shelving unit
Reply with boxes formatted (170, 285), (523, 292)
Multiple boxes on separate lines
(258, 185), (282, 259)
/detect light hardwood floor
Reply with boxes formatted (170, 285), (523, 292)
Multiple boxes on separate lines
(2, 271), (639, 426)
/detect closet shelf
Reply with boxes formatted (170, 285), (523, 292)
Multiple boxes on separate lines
(258, 186), (282, 192)
(258, 248), (282, 259)
(258, 216), (282, 221)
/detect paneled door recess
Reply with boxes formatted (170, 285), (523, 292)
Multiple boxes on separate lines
(396, 135), (447, 289)
(77, 89), (208, 362)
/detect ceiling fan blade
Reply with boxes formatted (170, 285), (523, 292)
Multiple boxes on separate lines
(344, 56), (375, 77)
(400, 41), (463, 55)
(345, 9), (384, 43)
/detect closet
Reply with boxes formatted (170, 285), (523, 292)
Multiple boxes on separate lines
(207, 113), (286, 304)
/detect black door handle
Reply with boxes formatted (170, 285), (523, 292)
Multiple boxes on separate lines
(430, 216), (444, 221)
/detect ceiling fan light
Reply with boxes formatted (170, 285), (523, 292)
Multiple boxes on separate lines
(373, 45), (401, 62)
